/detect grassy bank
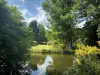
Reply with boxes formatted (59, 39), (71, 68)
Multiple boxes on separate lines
(30, 45), (74, 54)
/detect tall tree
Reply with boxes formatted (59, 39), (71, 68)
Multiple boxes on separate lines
(42, 0), (75, 49)
(29, 20), (39, 42)
(75, 0), (100, 46)
(0, 0), (29, 74)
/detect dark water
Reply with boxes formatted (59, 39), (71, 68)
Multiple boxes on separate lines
(28, 54), (73, 75)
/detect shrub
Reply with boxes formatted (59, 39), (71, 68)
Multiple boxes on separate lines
(64, 44), (100, 75)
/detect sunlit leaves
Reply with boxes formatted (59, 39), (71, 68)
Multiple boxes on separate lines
(42, 0), (75, 47)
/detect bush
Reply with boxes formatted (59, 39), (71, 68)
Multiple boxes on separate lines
(64, 44), (100, 75)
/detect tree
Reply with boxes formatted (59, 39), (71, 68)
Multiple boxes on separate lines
(0, 0), (29, 74)
(29, 20), (39, 42)
(37, 24), (47, 43)
(42, 0), (100, 49)
(42, 0), (76, 49)
(74, 0), (100, 46)
(45, 29), (52, 41)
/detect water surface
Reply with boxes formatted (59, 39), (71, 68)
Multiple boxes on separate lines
(28, 54), (73, 75)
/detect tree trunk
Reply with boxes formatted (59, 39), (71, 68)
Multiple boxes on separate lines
(65, 39), (72, 50)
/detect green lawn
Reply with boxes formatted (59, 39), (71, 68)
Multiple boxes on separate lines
(30, 45), (74, 54)
(30, 45), (63, 53)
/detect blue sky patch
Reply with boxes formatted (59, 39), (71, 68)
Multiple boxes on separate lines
(7, 0), (47, 26)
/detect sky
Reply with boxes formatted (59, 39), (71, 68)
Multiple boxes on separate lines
(7, 0), (86, 28)
(7, 0), (47, 26)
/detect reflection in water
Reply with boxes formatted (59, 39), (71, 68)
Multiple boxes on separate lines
(31, 55), (53, 75)
(29, 54), (73, 75)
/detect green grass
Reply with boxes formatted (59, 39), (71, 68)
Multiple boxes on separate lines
(30, 45), (74, 54)
(31, 45), (53, 50)
(30, 45), (62, 53)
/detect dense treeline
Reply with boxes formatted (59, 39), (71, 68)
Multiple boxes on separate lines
(42, 0), (100, 50)
(0, 0), (31, 74)
(42, 0), (100, 75)
(29, 20), (47, 44)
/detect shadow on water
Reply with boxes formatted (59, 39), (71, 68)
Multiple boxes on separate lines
(28, 54), (73, 75)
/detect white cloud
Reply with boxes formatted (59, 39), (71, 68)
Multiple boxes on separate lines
(24, 17), (36, 23)
(21, 7), (86, 29)
(20, 0), (26, 3)
(20, 8), (28, 17)
(20, 8), (33, 18)
(20, 0), (25, 2)
(24, 7), (48, 27)
(36, 7), (48, 25)
(12, 4), (20, 8)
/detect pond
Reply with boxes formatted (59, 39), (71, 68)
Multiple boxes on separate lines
(28, 54), (73, 75)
